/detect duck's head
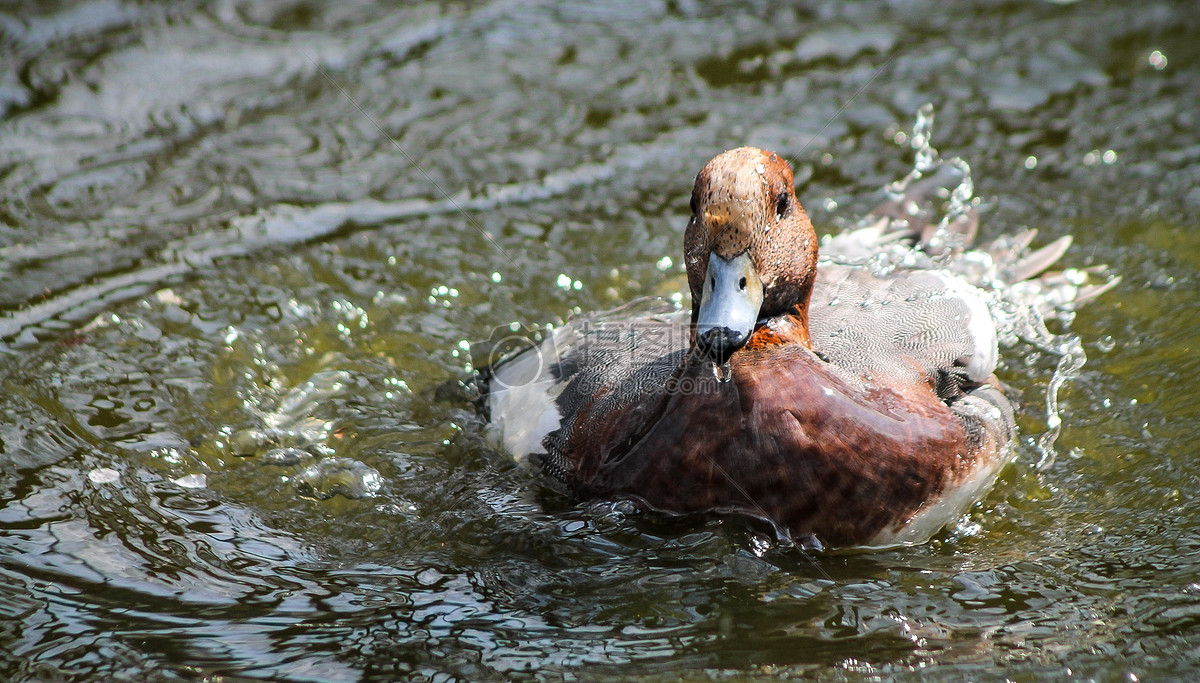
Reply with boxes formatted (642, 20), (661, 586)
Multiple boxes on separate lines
(684, 147), (818, 363)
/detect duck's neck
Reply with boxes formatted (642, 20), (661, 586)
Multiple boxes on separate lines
(745, 303), (812, 350)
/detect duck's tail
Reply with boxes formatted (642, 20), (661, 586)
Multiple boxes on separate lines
(983, 228), (1119, 308)
(821, 185), (1119, 322)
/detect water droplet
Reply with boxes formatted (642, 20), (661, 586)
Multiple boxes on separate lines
(1024, 155), (1038, 170)
(911, 103), (939, 173)
(294, 458), (382, 500)
(1148, 50), (1167, 70)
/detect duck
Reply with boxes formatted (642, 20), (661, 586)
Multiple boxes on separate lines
(481, 146), (1112, 549)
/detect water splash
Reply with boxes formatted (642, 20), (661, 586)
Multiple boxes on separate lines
(911, 103), (938, 173)
(269, 370), (350, 429)
(942, 156), (975, 232)
(991, 295), (1088, 469)
(294, 457), (382, 500)
(831, 105), (1111, 465)
(225, 370), (349, 458)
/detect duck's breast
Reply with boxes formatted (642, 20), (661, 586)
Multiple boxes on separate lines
(581, 347), (978, 546)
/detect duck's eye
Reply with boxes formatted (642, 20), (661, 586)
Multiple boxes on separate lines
(738, 277), (747, 291)
(775, 192), (791, 219)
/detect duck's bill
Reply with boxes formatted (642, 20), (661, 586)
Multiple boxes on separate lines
(695, 251), (763, 362)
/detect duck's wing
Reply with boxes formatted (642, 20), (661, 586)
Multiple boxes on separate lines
(809, 265), (997, 393)
(815, 189), (1117, 389)
(484, 298), (689, 475)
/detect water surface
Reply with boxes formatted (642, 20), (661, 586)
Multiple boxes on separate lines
(1, 0), (1199, 680)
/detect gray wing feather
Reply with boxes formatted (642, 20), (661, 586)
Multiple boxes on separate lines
(810, 264), (997, 387)
(487, 299), (689, 473)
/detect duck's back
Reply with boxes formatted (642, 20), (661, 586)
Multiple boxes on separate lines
(809, 264), (998, 389)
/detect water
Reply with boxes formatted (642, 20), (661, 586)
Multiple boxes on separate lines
(2, 0), (1199, 680)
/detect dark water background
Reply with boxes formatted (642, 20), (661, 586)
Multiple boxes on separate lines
(2, 0), (1199, 680)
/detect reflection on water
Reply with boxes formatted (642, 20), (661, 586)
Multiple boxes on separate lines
(2, 0), (1199, 680)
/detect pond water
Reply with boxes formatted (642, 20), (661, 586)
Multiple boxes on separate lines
(2, 0), (1199, 680)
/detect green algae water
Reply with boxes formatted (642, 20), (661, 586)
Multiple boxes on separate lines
(1, 1), (1198, 680)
